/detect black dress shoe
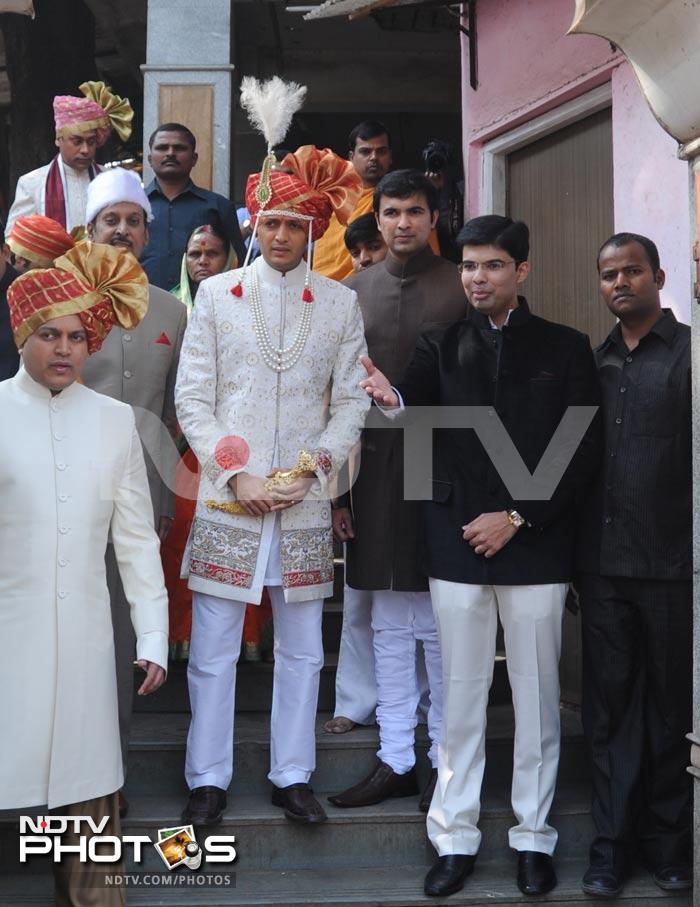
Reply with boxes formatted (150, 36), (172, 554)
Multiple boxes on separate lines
(652, 864), (692, 891)
(581, 864), (625, 898)
(181, 785), (227, 826)
(517, 851), (557, 896)
(328, 760), (418, 808)
(419, 769), (437, 813)
(424, 854), (476, 897)
(271, 783), (327, 824)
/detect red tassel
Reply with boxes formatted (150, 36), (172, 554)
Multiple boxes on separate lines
(302, 287), (314, 303)
(231, 283), (243, 297)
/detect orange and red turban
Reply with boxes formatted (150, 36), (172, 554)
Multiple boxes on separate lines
(7, 215), (75, 269)
(245, 145), (362, 242)
(8, 241), (147, 354)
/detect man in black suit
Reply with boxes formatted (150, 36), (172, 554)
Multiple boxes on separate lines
(577, 233), (692, 898)
(361, 215), (601, 898)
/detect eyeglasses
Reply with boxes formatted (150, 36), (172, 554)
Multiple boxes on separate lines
(458, 259), (516, 273)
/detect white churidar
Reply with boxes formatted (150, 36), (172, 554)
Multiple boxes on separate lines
(333, 584), (376, 724)
(186, 582), (324, 790)
(371, 590), (442, 773)
(426, 579), (567, 856)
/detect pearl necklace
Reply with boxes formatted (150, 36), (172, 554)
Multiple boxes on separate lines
(249, 268), (314, 372)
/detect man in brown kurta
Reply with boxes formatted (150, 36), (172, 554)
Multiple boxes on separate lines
(329, 170), (466, 811)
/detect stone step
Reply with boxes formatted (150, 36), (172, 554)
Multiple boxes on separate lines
(0, 785), (594, 874)
(133, 650), (512, 714)
(126, 784), (592, 871)
(124, 707), (588, 796)
(1, 861), (690, 906)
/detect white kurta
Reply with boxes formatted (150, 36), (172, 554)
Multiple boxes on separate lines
(175, 256), (370, 604)
(6, 158), (93, 234)
(0, 368), (169, 809)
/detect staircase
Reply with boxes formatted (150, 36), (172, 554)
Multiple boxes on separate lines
(0, 575), (691, 905)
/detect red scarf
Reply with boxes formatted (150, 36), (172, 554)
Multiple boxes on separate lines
(44, 156), (98, 228)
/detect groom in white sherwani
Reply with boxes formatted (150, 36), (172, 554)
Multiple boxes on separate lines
(176, 127), (369, 825)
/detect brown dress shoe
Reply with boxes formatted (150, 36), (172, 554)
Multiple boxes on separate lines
(271, 783), (328, 824)
(419, 769), (437, 813)
(118, 790), (129, 819)
(328, 760), (418, 808)
(181, 786), (227, 826)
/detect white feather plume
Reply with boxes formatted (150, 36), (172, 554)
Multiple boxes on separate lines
(240, 76), (307, 150)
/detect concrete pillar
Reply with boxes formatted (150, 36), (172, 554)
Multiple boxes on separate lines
(141, 0), (234, 196)
(684, 143), (700, 907)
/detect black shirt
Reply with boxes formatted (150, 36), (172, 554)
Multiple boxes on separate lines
(577, 308), (691, 580)
(0, 264), (19, 382)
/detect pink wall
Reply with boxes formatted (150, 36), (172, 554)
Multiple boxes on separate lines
(611, 64), (691, 322)
(461, 0), (691, 322)
(462, 0), (619, 212)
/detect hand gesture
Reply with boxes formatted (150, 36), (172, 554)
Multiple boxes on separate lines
(359, 355), (399, 407)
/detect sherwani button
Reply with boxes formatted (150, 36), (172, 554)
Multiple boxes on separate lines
(58, 592), (67, 599)
(56, 462), (66, 471)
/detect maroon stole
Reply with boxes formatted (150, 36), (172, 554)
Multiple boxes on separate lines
(44, 156), (98, 228)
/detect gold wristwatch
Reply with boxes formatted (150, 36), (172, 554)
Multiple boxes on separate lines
(507, 509), (526, 529)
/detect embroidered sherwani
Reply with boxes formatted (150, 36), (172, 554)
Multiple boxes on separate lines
(176, 254), (370, 792)
(175, 255), (370, 604)
(0, 369), (168, 810)
(6, 158), (96, 234)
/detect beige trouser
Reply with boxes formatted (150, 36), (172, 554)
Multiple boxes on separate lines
(427, 579), (567, 857)
(53, 791), (125, 907)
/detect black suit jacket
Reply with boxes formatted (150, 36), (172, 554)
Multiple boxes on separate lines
(396, 297), (602, 585)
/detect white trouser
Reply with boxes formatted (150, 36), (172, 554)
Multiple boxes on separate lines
(334, 584), (376, 724)
(371, 590), (443, 773)
(427, 580), (567, 856)
(334, 582), (431, 725)
(185, 586), (324, 790)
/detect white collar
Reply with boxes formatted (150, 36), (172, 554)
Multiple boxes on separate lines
(254, 254), (307, 289)
(14, 363), (82, 401)
(489, 307), (515, 331)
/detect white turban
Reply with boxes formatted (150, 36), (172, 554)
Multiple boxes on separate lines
(86, 167), (154, 225)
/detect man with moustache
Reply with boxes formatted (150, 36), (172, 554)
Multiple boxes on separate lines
(141, 123), (245, 290)
(313, 120), (394, 281)
(577, 234), (692, 897)
(328, 170), (465, 805)
(360, 214), (601, 897)
(81, 167), (187, 816)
